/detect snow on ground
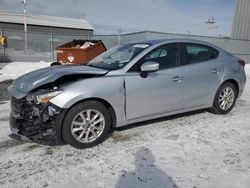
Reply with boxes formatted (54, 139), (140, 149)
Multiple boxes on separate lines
(0, 62), (51, 82)
(0, 63), (250, 188)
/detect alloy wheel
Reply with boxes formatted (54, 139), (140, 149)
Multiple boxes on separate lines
(71, 109), (105, 143)
(218, 87), (235, 111)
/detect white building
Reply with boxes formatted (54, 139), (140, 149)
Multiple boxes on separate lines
(231, 0), (250, 40)
(0, 12), (94, 35)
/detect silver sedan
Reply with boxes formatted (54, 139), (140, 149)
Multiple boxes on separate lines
(9, 39), (246, 149)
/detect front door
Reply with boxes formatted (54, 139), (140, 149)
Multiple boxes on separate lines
(125, 44), (185, 120)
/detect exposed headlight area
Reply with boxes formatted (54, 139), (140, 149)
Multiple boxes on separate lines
(36, 90), (63, 104)
(27, 89), (64, 120)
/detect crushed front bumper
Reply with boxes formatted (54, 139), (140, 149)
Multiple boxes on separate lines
(9, 117), (32, 142)
(9, 97), (68, 145)
(9, 113), (50, 142)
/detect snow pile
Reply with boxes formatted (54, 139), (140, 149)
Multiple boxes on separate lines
(0, 61), (51, 82)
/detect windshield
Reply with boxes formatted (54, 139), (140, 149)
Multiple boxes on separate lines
(88, 43), (150, 70)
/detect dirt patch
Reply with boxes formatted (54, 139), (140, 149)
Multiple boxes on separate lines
(112, 132), (140, 143)
(22, 144), (42, 152)
(0, 79), (13, 101)
(0, 139), (25, 149)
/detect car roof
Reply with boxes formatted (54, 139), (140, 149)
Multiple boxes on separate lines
(129, 38), (221, 50)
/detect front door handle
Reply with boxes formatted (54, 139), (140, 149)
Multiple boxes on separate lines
(172, 76), (184, 83)
(211, 68), (219, 73)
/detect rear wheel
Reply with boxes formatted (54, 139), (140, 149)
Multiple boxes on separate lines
(210, 82), (237, 114)
(62, 101), (111, 149)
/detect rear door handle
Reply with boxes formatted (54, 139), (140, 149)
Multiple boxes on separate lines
(172, 76), (184, 82)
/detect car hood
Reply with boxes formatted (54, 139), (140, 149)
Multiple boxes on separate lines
(12, 65), (108, 93)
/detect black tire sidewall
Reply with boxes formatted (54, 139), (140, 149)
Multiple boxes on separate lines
(62, 101), (111, 149)
(213, 82), (237, 114)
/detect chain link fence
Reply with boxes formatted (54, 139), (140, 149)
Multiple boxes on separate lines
(1, 29), (250, 63)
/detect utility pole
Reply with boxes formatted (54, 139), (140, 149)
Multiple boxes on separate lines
(21, 0), (28, 52)
(206, 17), (215, 37)
(118, 29), (122, 45)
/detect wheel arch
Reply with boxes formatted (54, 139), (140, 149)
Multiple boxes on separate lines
(64, 97), (117, 128)
(209, 78), (239, 114)
(223, 79), (239, 97)
(56, 97), (117, 145)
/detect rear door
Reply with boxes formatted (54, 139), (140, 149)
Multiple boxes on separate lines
(181, 43), (222, 108)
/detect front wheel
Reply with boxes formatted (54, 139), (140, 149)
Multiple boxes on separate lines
(62, 101), (111, 149)
(210, 82), (237, 114)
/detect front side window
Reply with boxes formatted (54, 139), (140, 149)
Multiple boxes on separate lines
(129, 44), (178, 71)
(88, 43), (150, 70)
(184, 44), (218, 64)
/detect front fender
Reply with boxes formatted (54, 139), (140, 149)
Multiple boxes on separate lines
(49, 76), (127, 127)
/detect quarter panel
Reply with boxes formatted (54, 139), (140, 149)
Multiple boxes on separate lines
(221, 52), (246, 97)
(184, 57), (225, 108)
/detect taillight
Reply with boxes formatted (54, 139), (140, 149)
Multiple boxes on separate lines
(238, 59), (246, 68)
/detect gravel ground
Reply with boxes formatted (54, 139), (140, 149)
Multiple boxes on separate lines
(0, 64), (249, 188)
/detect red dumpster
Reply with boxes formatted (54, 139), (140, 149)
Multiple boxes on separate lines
(0, 36), (6, 46)
(56, 40), (106, 64)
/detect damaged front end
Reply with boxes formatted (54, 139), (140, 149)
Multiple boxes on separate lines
(9, 87), (67, 144)
(8, 65), (109, 144)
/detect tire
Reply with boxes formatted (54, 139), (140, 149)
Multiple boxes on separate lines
(210, 82), (237, 114)
(62, 101), (111, 149)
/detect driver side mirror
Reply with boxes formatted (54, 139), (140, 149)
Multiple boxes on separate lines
(140, 61), (159, 78)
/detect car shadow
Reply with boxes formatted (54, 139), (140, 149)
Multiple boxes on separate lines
(9, 133), (62, 147)
(114, 147), (178, 188)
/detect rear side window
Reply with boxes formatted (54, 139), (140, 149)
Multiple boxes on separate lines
(184, 44), (218, 64)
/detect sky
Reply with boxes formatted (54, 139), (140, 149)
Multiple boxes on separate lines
(0, 0), (235, 36)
